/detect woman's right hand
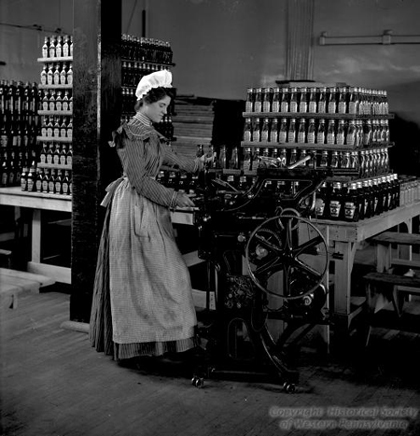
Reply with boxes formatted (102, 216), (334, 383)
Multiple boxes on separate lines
(176, 192), (195, 208)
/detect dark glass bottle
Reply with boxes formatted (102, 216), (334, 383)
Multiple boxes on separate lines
(328, 181), (343, 220)
(343, 182), (360, 221)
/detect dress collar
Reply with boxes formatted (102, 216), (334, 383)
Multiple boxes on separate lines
(133, 112), (153, 126)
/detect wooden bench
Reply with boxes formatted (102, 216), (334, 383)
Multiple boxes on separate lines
(369, 231), (420, 273)
(0, 268), (55, 309)
(363, 271), (420, 345)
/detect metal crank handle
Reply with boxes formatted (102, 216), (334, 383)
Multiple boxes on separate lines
(286, 155), (311, 169)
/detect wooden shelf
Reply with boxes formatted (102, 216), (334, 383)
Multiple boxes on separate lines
(37, 56), (73, 63)
(38, 163), (72, 171)
(39, 84), (72, 90)
(37, 136), (72, 143)
(38, 110), (72, 116)
(240, 141), (394, 150)
(242, 112), (395, 120)
(121, 58), (175, 68)
(0, 186), (71, 211)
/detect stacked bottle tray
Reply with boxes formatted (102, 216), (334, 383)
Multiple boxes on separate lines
(0, 80), (40, 188)
(234, 83), (401, 222)
(22, 34), (74, 196)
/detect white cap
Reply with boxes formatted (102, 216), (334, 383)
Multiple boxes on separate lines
(135, 70), (172, 101)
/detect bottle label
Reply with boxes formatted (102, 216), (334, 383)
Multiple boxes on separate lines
(327, 133), (335, 145)
(318, 102), (326, 113)
(254, 102), (262, 112)
(338, 102), (347, 114)
(307, 132), (315, 144)
(299, 102), (307, 113)
(271, 102), (279, 112)
(36, 180), (42, 192)
(263, 102), (271, 112)
(42, 180), (48, 192)
(245, 102), (253, 112)
(287, 131), (296, 143)
(21, 178), (27, 191)
(48, 181), (55, 193)
(336, 133), (344, 146)
(346, 131), (355, 146)
(55, 182), (61, 193)
(344, 202), (356, 220)
(316, 132), (325, 144)
(0, 135), (8, 147)
(329, 200), (341, 218)
(289, 102), (298, 113)
(280, 102), (289, 112)
(315, 198), (325, 216)
(309, 102), (317, 113)
(348, 102), (357, 114)
(297, 132), (305, 143)
(261, 130), (269, 142)
(62, 182), (69, 194)
(27, 180), (34, 192)
(270, 131), (278, 143)
(328, 102), (336, 113)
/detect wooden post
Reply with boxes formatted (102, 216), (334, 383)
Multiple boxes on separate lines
(71, 0), (122, 322)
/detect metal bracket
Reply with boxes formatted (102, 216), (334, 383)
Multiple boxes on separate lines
(319, 30), (420, 46)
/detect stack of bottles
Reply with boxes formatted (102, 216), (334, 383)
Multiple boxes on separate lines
(121, 34), (174, 141)
(244, 86), (389, 116)
(243, 116), (390, 147)
(19, 33), (74, 196)
(0, 80), (40, 187)
(315, 175), (401, 222)
(20, 165), (72, 195)
(121, 35), (173, 65)
(41, 34), (73, 60)
(399, 176), (420, 206)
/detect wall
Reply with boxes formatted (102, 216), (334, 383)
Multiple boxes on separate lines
(0, 0), (73, 82)
(1, 0), (419, 171)
(313, 0), (420, 125)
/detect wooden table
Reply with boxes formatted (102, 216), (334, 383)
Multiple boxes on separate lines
(314, 201), (420, 330)
(0, 187), (72, 284)
(0, 189), (198, 286)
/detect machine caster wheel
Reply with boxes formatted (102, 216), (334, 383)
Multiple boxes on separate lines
(282, 382), (296, 393)
(191, 375), (205, 388)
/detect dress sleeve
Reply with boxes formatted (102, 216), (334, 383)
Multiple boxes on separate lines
(117, 132), (179, 208)
(161, 142), (204, 173)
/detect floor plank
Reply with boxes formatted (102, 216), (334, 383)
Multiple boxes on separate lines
(1, 291), (420, 436)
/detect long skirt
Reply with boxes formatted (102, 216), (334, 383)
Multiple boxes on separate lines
(89, 178), (197, 360)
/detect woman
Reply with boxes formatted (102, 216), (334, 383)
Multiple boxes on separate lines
(90, 70), (208, 363)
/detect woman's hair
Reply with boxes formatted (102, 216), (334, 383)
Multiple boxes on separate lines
(134, 86), (176, 112)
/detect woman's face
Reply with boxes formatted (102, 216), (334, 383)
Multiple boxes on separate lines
(142, 96), (171, 123)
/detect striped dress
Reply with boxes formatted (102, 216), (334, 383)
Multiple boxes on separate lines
(90, 114), (202, 360)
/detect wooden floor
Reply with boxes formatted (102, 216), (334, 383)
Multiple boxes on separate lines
(1, 289), (420, 436)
